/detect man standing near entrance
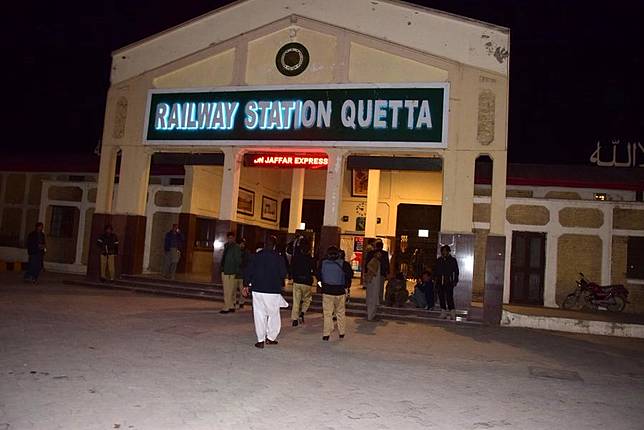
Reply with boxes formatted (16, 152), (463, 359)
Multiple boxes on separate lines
(96, 224), (119, 281)
(433, 245), (459, 320)
(25, 222), (46, 284)
(220, 232), (241, 314)
(364, 240), (389, 320)
(243, 235), (288, 349)
(163, 224), (184, 279)
(290, 237), (314, 327)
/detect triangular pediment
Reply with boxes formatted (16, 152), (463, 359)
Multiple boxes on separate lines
(112, 0), (509, 84)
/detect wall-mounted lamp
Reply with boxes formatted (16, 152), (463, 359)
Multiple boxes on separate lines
(418, 229), (429, 238)
(298, 222), (306, 230)
(341, 216), (349, 222)
(377, 217), (382, 224)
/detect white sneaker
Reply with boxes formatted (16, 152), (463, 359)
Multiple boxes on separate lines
(439, 310), (448, 319)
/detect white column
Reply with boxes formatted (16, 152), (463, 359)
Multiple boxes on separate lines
(73, 184), (89, 266)
(288, 168), (305, 233)
(95, 145), (118, 213)
(114, 146), (151, 216)
(218, 147), (243, 221)
(365, 169), (380, 237)
(489, 151), (507, 235)
(601, 206), (613, 285)
(322, 149), (346, 227)
(543, 232), (559, 308)
(19, 174), (31, 246)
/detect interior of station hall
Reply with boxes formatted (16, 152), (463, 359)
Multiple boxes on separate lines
(150, 150), (446, 283)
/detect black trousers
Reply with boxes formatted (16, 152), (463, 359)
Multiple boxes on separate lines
(437, 283), (455, 310)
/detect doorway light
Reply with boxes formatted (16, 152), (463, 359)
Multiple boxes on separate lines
(418, 229), (429, 238)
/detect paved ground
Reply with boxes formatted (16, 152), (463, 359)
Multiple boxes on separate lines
(1, 272), (644, 430)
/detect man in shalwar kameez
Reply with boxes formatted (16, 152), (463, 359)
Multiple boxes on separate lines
(243, 235), (289, 349)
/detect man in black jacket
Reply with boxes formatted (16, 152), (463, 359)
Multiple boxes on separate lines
(433, 245), (460, 320)
(289, 238), (314, 327)
(96, 225), (119, 281)
(25, 222), (46, 283)
(243, 235), (288, 349)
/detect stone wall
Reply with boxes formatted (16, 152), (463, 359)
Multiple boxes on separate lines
(472, 229), (488, 300)
(155, 191), (183, 208)
(0, 207), (22, 246)
(48, 186), (83, 202)
(556, 234), (602, 305)
(506, 204), (549, 225)
(473, 203), (490, 223)
(545, 191), (581, 200)
(5, 174), (26, 204)
(558, 207), (604, 228)
(611, 235), (644, 314)
(613, 208), (644, 230)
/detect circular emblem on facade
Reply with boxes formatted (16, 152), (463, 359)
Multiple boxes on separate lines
(276, 43), (310, 76)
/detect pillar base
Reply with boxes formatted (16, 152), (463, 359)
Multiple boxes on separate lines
(483, 235), (506, 325)
(318, 225), (341, 258)
(87, 213), (146, 280)
(211, 220), (237, 284)
(438, 232), (475, 311)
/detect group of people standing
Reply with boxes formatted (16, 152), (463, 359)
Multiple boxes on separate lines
(408, 245), (460, 320)
(220, 233), (355, 348)
(93, 223), (185, 282)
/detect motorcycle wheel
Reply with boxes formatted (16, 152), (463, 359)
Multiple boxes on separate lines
(562, 294), (578, 310)
(606, 296), (626, 312)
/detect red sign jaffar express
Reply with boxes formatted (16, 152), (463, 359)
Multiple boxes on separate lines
(244, 153), (328, 169)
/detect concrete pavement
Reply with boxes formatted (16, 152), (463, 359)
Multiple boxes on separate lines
(1, 272), (644, 430)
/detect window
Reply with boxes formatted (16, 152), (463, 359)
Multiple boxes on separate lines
(627, 237), (644, 280)
(49, 206), (76, 238)
(195, 218), (217, 249)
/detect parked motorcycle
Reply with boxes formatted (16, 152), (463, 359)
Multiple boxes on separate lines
(561, 272), (629, 312)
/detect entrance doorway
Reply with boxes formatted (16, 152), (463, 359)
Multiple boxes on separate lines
(395, 204), (442, 279)
(510, 231), (546, 305)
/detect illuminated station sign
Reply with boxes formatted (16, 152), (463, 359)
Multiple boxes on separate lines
(244, 153), (329, 169)
(145, 84), (448, 147)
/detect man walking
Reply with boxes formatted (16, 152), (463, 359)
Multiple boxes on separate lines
(433, 245), (459, 320)
(236, 238), (250, 310)
(220, 232), (241, 314)
(318, 246), (348, 341)
(162, 224), (184, 280)
(96, 224), (119, 281)
(243, 235), (288, 349)
(290, 238), (314, 327)
(363, 240), (389, 320)
(25, 222), (46, 284)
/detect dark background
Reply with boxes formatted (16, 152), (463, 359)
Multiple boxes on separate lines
(5, 0), (644, 164)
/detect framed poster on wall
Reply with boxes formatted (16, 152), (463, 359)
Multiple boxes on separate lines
(351, 169), (369, 197)
(261, 196), (278, 222)
(237, 188), (255, 216)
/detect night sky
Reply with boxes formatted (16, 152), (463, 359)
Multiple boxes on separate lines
(6, 0), (644, 165)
